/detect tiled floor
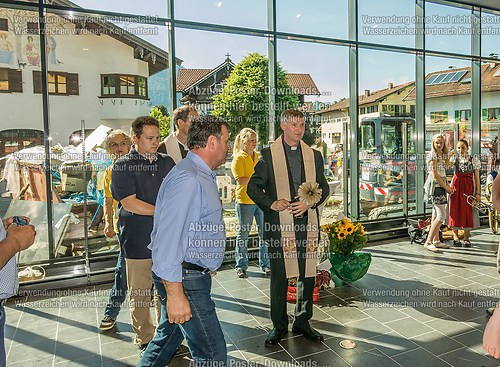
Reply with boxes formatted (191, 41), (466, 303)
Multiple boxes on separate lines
(5, 228), (500, 366)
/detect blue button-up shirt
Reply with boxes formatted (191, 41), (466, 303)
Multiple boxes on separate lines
(150, 151), (226, 282)
(0, 224), (18, 299)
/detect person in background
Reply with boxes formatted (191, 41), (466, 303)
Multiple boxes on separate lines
(247, 109), (329, 347)
(448, 139), (480, 247)
(0, 216), (36, 366)
(231, 128), (270, 278)
(111, 117), (175, 355)
(329, 144), (343, 180)
(157, 105), (198, 163)
(423, 134), (454, 252)
(138, 115), (231, 366)
(99, 130), (132, 331)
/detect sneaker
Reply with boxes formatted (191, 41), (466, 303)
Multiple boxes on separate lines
(139, 343), (149, 357)
(433, 241), (449, 249)
(262, 267), (271, 276)
(424, 243), (439, 252)
(99, 316), (116, 331)
(236, 268), (246, 278)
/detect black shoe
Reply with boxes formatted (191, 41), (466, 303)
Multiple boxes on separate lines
(464, 240), (471, 248)
(452, 240), (462, 247)
(292, 324), (324, 342)
(265, 328), (288, 346)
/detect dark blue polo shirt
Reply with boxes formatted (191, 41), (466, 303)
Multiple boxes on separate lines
(111, 148), (175, 259)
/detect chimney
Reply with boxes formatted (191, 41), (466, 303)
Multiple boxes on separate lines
(364, 89), (370, 97)
(388, 82), (394, 90)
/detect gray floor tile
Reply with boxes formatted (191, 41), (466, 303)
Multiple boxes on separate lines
(6, 229), (500, 366)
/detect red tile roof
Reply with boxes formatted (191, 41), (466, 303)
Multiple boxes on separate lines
(176, 69), (212, 92)
(404, 64), (500, 101)
(318, 82), (414, 113)
(285, 74), (320, 95)
(177, 66), (320, 95)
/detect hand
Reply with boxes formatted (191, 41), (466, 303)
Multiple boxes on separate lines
(271, 199), (290, 212)
(288, 198), (312, 217)
(475, 194), (481, 202)
(166, 292), (192, 324)
(3, 216), (30, 230)
(6, 224), (36, 252)
(446, 186), (455, 195)
(104, 224), (116, 238)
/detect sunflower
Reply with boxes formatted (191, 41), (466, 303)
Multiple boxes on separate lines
(344, 223), (355, 234)
(337, 231), (348, 240)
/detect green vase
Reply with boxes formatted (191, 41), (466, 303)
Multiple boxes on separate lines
(329, 252), (371, 283)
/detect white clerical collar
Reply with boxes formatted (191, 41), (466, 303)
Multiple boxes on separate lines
(291, 146), (298, 151)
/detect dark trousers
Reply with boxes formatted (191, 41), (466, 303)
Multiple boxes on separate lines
(269, 216), (315, 330)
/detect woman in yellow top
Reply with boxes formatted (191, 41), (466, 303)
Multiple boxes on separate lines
(231, 128), (270, 278)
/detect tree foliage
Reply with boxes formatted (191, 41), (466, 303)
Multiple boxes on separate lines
(212, 53), (300, 144)
(150, 105), (170, 140)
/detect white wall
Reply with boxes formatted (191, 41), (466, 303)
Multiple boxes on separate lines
(0, 11), (153, 146)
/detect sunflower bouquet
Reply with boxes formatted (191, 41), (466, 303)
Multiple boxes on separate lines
(322, 218), (367, 255)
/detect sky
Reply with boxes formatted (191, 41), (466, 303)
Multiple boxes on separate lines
(68, 0), (500, 104)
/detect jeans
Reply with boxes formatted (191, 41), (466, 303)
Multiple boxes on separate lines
(235, 203), (269, 271)
(103, 250), (127, 320)
(138, 271), (227, 367)
(0, 304), (5, 367)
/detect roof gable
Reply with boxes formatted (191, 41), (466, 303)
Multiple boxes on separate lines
(177, 59), (320, 96)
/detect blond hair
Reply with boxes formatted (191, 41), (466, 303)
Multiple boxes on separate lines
(431, 134), (450, 165)
(103, 129), (132, 153)
(233, 128), (257, 154)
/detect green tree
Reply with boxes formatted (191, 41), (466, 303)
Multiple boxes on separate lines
(212, 53), (300, 144)
(150, 105), (170, 140)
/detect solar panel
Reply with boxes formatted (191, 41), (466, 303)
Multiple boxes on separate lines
(432, 73), (447, 84)
(449, 70), (466, 82)
(426, 74), (439, 84)
(441, 72), (456, 83)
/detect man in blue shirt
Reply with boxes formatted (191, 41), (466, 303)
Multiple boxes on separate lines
(0, 217), (36, 367)
(111, 116), (175, 354)
(138, 115), (230, 367)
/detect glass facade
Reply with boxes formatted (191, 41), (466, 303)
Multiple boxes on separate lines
(1, 0), (499, 285)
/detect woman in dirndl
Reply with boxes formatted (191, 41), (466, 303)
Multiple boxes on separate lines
(449, 139), (481, 247)
(423, 134), (454, 252)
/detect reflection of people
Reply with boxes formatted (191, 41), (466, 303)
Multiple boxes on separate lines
(231, 128), (270, 278)
(98, 130), (132, 331)
(247, 109), (329, 346)
(384, 136), (398, 155)
(139, 116), (231, 366)
(111, 117), (175, 354)
(24, 36), (40, 66)
(311, 134), (329, 164)
(423, 134), (454, 252)
(448, 139), (480, 247)
(0, 216), (36, 366)
(157, 105), (198, 163)
(329, 144), (343, 179)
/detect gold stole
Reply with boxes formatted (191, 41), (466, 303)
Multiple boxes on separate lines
(270, 136), (319, 279)
(165, 134), (183, 163)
